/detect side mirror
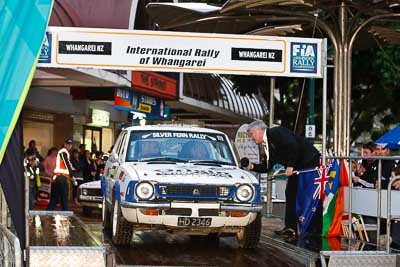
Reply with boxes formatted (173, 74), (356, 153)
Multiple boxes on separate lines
(109, 152), (119, 163)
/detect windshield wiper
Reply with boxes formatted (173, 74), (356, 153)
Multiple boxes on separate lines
(141, 157), (188, 163)
(190, 160), (232, 166)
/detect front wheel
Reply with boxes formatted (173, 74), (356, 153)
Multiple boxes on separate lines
(236, 213), (261, 249)
(111, 196), (133, 246)
(102, 197), (111, 235)
(82, 206), (92, 216)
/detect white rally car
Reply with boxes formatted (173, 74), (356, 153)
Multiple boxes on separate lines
(78, 180), (103, 215)
(102, 125), (262, 248)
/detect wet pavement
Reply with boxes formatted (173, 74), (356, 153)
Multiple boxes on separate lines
(31, 202), (399, 266)
(78, 206), (314, 266)
(29, 212), (100, 247)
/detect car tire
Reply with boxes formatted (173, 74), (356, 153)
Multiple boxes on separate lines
(102, 197), (111, 235)
(236, 212), (261, 249)
(111, 195), (133, 246)
(82, 206), (92, 216)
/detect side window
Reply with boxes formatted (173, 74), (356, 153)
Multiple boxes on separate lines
(117, 131), (128, 160)
(113, 133), (123, 155)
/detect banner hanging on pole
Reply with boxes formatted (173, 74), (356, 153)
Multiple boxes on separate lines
(38, 26), (326, 78)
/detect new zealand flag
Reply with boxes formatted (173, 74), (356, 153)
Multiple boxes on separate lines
(296, 166), (329, 235)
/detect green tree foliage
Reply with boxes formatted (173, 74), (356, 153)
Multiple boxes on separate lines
(231, 44), (400, 142)
(230, 75), (312, 135)
(352, 45), (400, 141)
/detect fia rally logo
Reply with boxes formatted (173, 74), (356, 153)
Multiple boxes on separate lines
(39, 32), (52, 64)
(290, 43), (317, 74)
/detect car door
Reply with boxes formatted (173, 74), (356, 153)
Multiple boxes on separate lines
(105, 130), (128, 205)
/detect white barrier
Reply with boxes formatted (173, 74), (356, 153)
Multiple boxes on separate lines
(344, 187), (400, 219)
(0, 224), (22, 267)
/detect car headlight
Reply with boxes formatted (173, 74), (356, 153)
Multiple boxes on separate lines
(82, 189), (88, 196)
(236, 184), (253, 202)
(135, 182), (154, 200)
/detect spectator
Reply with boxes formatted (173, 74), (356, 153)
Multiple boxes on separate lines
(91, 154), (104, 181)
(95, 151), (105, 170)
(71, 149), (84, 206)
(393, 165), (400, 190)
(373, 144), (396, 189)
(78, 144), (86, 162)
(24, 151), (41, 209)
(352, 142), (376, 188)
(83, 150), (93, 183)
(25, 140), (44, 162)
(43, 147), (58, 178)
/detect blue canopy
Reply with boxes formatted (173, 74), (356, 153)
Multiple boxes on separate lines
(375, 125), (400, 149)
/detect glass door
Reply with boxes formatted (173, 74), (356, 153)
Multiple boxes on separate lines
(83, 126), (102, 154)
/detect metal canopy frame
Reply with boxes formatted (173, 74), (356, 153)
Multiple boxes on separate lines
(146, 0), (400, 156)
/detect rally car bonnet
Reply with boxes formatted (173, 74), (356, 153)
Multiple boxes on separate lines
(124, 162), (257, 185)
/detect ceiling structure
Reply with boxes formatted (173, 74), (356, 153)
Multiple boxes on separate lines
(146, 0), (400, 155)
(32, 0), (267, 128)
(175, 73), (268, 124)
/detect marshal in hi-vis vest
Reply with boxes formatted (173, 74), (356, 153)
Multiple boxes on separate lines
(53, 147), (70, 178)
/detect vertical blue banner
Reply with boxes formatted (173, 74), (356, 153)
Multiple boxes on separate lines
(0, 0), (54, 163)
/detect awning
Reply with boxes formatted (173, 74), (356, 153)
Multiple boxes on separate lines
(32, 0), (134, 88)
(32, 68), (131, 87)
(167, 73), (268, 124)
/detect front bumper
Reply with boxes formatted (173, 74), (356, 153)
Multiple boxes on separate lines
(120, 201), (262, 212)
(119, 201), (261, 230)
(78, 195), (103, 208)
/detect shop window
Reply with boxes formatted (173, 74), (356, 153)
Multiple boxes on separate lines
(23, 121), (54, 157)
(102, 128), (113, 153)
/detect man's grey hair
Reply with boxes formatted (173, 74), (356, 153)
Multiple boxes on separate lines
(247, 120), (267, 132)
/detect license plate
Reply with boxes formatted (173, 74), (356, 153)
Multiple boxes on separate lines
(177, 217), (212, 227)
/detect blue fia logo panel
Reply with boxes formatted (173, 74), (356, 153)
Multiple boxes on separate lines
(290, 43), (317, 74)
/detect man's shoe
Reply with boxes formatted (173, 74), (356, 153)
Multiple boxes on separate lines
(274, 227), (289, 236)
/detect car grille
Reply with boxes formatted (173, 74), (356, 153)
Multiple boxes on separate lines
(157, 185), (232, 198)
(85, 188), (102, 196)
(198, 209), (219, 217)
(164, 208), (192, 216)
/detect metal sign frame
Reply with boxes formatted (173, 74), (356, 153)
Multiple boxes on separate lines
(37, 27), (328, 162)
(38, 26), (326, 78)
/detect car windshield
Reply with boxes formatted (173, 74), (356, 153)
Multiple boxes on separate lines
(126, 130), (236, 165)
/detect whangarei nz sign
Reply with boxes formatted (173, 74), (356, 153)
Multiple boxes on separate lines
(38, 26), (326, 78)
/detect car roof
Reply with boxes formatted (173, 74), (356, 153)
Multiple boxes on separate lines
(124, 125), (226, 135)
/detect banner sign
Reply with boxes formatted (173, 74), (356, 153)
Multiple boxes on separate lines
(89, 108), (110, 127)
(234, 124), (260, 164)
(132, 71), (177, 100)
(38, 26), (325, 78)
(114, 88), (167, 119)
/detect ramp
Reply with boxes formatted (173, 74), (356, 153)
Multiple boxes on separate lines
(28, 211), (107, 267)
(320, 251), (399, 267)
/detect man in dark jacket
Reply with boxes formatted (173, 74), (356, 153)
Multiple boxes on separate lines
(245, 120), (320, 240)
